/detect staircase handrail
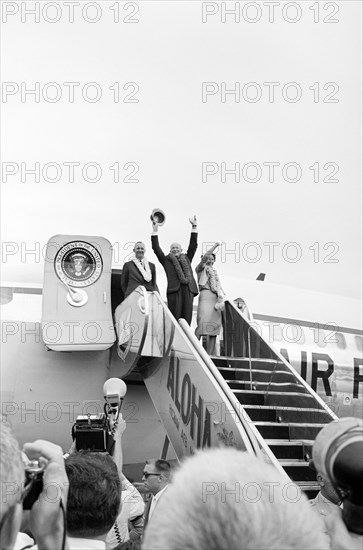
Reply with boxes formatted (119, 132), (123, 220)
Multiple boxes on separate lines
(179, 318), (289, 478)
(225, 299), (338, 421)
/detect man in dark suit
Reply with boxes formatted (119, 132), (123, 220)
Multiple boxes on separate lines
(151, 216), (198, 325)
(121, 241), (158, 299)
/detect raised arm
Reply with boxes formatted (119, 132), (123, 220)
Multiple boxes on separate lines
(111, 416), (126, 482)
(23, 440), (69, 550)
(196, 242), (220, 272)
(151, 220), (166, 265)
(186, 215), (198, 261)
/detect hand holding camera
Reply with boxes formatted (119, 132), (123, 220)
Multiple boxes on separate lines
(22, 440), (68, 549)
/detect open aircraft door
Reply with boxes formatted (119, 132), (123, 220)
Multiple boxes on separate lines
(42, 235), (116, 351)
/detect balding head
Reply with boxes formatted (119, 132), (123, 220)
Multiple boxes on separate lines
(144, 448), (330, 550)
(170, 243), (182, 257)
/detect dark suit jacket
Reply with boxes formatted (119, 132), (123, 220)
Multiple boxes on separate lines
(151, 232), (198, 296)
(121, 260), (158, 299)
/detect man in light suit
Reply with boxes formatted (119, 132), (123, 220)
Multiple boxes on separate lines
(142, 460), (170, 531)
(121, 242), (158, 299)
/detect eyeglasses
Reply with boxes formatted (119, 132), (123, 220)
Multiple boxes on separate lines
(142, 472), (161, 479)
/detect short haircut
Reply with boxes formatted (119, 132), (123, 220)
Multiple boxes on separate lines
(0, 422), (24, 519)
(65, 452), (121, 538)
(143, 448), (329, 550)
(146, 459), (171, 479)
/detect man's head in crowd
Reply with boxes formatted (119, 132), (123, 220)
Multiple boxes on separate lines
(65, 452), (121, 540)
(134, 242), (146, 261)
(142, 460), (170, 497)
(169, 243), (182, 257)
(309, 459), (341, 505)
(0, 422), (25, 550)
(143, 448), (330, 550)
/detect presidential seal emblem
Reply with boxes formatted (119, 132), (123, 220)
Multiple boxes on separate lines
(54, 241), (103, 287)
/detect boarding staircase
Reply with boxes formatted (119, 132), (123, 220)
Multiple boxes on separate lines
(113, 288), (337, 497)
(211, 301), (336, 496)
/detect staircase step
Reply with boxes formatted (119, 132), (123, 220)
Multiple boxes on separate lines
(255, 422), (324, 440)
(295, 481), (320, 500)
(266, 439), (314, 460)
(233, 390), (315, 408)
(227, 380), (305, 393)
(278, 460), (317, 482)
(243, 406), (331, 424)
(212, 357), (285, 371)
(218, 368), (297, 383)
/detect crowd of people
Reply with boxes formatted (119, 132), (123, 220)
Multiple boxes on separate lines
(1, 218), (361, 549)
(1, 416), (362, 550)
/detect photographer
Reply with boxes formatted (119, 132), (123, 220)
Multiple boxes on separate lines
(64, 452), (121, 550)
(0, 421), (68, 550)
(106, 416), (145, 550)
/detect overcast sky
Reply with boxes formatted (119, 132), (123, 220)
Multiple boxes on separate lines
(1, 1), (362, 299)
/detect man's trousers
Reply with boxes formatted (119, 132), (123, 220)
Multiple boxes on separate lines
(167, 284), (195, 325)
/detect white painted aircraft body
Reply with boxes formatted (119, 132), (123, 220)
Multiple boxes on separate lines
(1, 260), (362, 476)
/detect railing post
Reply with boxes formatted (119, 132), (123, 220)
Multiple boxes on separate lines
(247, 325), (253, 390)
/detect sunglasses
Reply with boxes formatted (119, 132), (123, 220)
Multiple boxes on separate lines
(143, 472), (161, 479)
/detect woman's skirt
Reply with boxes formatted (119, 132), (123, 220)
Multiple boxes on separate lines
(195, 289), (221, 337)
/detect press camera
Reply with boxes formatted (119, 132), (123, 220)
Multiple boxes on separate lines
(73, 378), (127, 453)
(22, 459), (44, 510)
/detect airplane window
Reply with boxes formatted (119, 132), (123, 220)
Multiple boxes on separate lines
(335, 332), (346, 349)
(355, 335), (363, 352)
(1, 287), (14, 306)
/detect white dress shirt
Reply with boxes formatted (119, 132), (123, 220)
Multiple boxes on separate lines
(148, 485), (168, 520)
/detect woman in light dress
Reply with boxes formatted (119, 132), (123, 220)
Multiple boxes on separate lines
(195, 242), (225, 355)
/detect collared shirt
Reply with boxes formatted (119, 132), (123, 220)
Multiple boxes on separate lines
(148, 485), (168, 520)
(309, 492), (342, 534)
(106, 484), (145, 549)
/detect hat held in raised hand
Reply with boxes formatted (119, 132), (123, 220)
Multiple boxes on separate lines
(150, 208), (166, 226)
